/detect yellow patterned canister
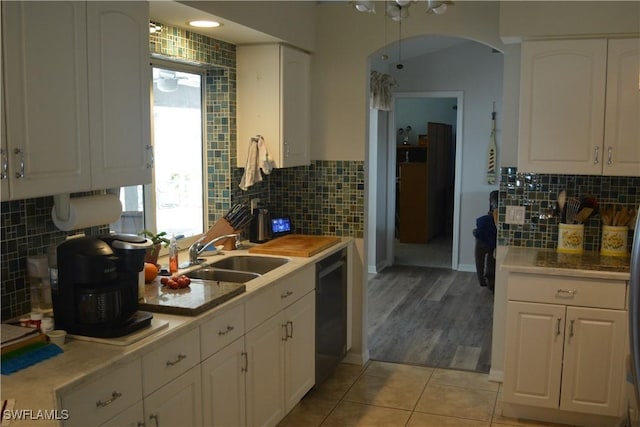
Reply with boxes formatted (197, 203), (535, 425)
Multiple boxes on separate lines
(600, 225), (628, 257)
(557, 223), (584, 254)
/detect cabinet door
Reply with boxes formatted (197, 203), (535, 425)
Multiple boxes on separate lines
(518, 39), (607, 175)
(280, 45), (310, 168)
(201, 338), (246, 427)
(602, 38), (640, 177)
(284, 291), (316, 412)
(503, 301), (565, 408)
(87, 2), (152, 190)
(100, 402), (143, 427)
(245, 313), (286, 427)
(560, 307), (627, 416)
(144, 365), (203, 427)
(2, 1), (91, 199)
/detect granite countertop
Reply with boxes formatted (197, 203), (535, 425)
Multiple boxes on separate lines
(502, 247), (631, 281)
(0, 237), (353, 427)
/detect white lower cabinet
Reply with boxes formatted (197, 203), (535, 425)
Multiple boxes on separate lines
(201, 338), (247, 427)
(503, 273), (628, 421)
(245, 291), (315, 427)
(100, 401), (143, 427)
(144, 365), (203, 427)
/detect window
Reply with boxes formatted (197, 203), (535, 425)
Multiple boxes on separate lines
(111, 63), (205, 251)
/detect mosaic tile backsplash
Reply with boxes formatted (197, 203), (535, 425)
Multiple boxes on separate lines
(498, 167), (640, 253)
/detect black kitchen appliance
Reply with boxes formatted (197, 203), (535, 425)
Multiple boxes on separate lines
(52, 234), (153, 338)
(315, 248), (347, 386)
(250, 207), (273, 243)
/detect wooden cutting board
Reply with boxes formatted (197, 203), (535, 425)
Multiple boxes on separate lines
(248, 235), (341, 257)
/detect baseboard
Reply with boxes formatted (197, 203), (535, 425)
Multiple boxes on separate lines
(489, 368), (504, 383)
(457, 263), (476, 272)
(502, 402), (622, 427)
(343, 349), (370, 366)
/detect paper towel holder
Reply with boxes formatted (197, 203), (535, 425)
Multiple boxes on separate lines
(52, 188), (121, 224)
(53, 194), (71, 222)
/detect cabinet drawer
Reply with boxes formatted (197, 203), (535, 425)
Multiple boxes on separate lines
(245, 265), (315, 331)
(507, 273), (627, 309)
(200, 303), (245, 359)
(60, 358), (142, 427)
(142, 327), (200, 395)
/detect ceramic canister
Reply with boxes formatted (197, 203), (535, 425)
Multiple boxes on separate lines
(557, 223), (584, 254)
(600, 225), (628, 257)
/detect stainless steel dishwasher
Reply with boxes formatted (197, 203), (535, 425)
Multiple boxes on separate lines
(315, 248), (347, 386)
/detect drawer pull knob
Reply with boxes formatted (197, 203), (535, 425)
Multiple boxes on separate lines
(166, 353), (187, 366)
(280, 290), (293, 299)
(96, 391), (122, 408)
(556, 288), (577, 297)
(218, 325), (235, 336)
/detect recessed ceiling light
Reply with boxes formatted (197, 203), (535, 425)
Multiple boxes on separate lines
(188, 20), (221, 28)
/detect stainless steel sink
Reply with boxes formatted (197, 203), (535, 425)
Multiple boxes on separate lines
(185, 268), (260, 283)
(208, 255), (289, 275)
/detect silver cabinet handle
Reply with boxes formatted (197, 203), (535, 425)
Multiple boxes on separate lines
(284, 142), (290, 158)
(166, 353), (186, 366)
(286, 320), (293, 339)
(137, 422), (146, 427)
(281, 323), (288, 341)
(13, 148), (24, 179)
(607, 146), (612, 165)
(557, 288), (577, 297)
(149, 413), (159, 427)
(593, 146), (599, 164)
(218, 325), (235, 336)
(1, 148), (7, 180)
(96, 391), (122, 408)
(556, 318), (562, 336)
(280, 290), (293, 299)
(146, 144), (154, 169)
(241, 351), (248, 372)
(569, 319), (575, 338)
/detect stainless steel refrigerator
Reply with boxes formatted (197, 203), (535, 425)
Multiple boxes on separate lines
(627, 211), (640, 426)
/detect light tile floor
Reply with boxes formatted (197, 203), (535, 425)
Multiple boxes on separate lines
(278, 361), (571, 427)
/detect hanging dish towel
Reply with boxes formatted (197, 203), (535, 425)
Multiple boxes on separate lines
(240, 137), (261, 191)
(257, 136), (275, 175)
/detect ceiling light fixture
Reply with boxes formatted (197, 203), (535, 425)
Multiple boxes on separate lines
(188, 20), (221, 28)
(354, 0), (453, 21)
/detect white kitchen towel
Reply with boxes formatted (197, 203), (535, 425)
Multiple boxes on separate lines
(257, 135), (275, 175)
(239, 137), (261, 191)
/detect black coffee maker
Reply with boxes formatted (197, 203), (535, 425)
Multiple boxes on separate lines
(53, 234), (153, 338)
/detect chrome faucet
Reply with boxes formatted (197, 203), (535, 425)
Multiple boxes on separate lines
(189, 233), (240, 266)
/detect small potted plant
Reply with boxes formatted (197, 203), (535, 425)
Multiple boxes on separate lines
(139, 230), (170, 265)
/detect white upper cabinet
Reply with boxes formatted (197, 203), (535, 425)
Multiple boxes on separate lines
(602, 38), (640, 176)
(87, 2), (152, 190)
(237, 44), (310, 169)
(517, 38), (640, 176)
(1, 1), (151, 202)
(2, 1), (91, 200)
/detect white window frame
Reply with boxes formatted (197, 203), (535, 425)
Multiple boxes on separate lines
(147, 59), (207, 255)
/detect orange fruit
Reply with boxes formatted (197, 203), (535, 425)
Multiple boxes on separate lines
(144, 262), (159, 283)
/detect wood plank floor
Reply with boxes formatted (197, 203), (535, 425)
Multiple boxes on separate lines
(367, 265), (494, 373)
